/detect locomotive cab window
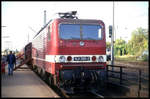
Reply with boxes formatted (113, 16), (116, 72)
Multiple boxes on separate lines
(98, 28), (102, 39)
(82, 25), (102, 40)
(59, 24), (102, 40)
(59, 24), (80, 40)
(48, 26), (51, 41)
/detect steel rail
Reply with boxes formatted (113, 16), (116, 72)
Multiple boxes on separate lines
(90, 90), (104, 98)
(59, 88), (70, 98)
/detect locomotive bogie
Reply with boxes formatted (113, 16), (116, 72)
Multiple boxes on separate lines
(58, 66), (107, 93)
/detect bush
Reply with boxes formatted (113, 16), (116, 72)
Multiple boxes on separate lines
(141, 54), (148, 61)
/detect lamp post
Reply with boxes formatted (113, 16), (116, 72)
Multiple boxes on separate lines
(44, 10), (46, 26)
(111, 1), (115, 71)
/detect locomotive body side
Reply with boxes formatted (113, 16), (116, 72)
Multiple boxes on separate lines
(32, 26), (47, 72)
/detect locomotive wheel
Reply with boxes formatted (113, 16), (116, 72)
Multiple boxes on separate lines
(37, 67), (41, 75)
(33, 65), (36, 71)
(34, 66), (38, 74)
(40, 69), (47, 81)
(48, 75), (54, 86)
(40, 69), (43, 77)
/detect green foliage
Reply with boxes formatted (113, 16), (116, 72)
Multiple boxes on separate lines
(114, 38), (127, 56)
(142, 54), (148, 61)
(106, 42), (111, 49)
(114, 27), (148, 61)
(15, 49), (19, 55)
(3, 49), (10, 55)
(127, 27), (148, 56)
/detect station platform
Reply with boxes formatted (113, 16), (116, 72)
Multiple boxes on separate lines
(1, 64), (59, 98)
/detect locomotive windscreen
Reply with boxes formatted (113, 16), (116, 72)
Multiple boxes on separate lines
(59, 24), (102, 40)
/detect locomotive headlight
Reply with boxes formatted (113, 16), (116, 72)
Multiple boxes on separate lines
(98, 56), (104, 62)
(59, 56), (66, 62)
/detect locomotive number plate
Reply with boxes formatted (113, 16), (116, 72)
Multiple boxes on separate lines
(74, 57), (90, 61)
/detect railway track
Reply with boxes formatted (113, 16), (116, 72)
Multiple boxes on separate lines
(30, 64), (148, 98)
(59, 88), (104, 98)
(32, 67), (105, 98)
(90, 90), (104, 98)
(31, 66), (129, 98)
(49, 84), (105, 98)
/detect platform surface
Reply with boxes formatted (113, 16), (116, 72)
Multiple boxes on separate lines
(1, 64), (59, 98)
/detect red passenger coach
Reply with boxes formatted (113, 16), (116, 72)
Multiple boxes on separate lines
(24, 42), (32, 65)
(32, 11), (107, 93)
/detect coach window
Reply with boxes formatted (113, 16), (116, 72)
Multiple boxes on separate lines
(48, 26), (51, 41)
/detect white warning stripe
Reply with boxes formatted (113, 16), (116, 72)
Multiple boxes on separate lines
(32, 57), (46, 61)
(45, 55), (106, 63)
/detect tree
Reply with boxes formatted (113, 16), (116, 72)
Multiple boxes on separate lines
(106, 42), (111, 49)
(3, 49), (10, 55)
(127, 27), (148, 56)
(127, 40), (134, 55)
(114, 38), (127, 56)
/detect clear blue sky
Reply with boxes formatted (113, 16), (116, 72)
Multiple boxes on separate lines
(2, 1), (148, 51)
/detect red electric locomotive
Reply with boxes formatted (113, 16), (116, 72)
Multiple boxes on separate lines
(32, 11), (107, 93)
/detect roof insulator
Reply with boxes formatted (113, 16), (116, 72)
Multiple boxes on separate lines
(58, 11), (78, 19)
